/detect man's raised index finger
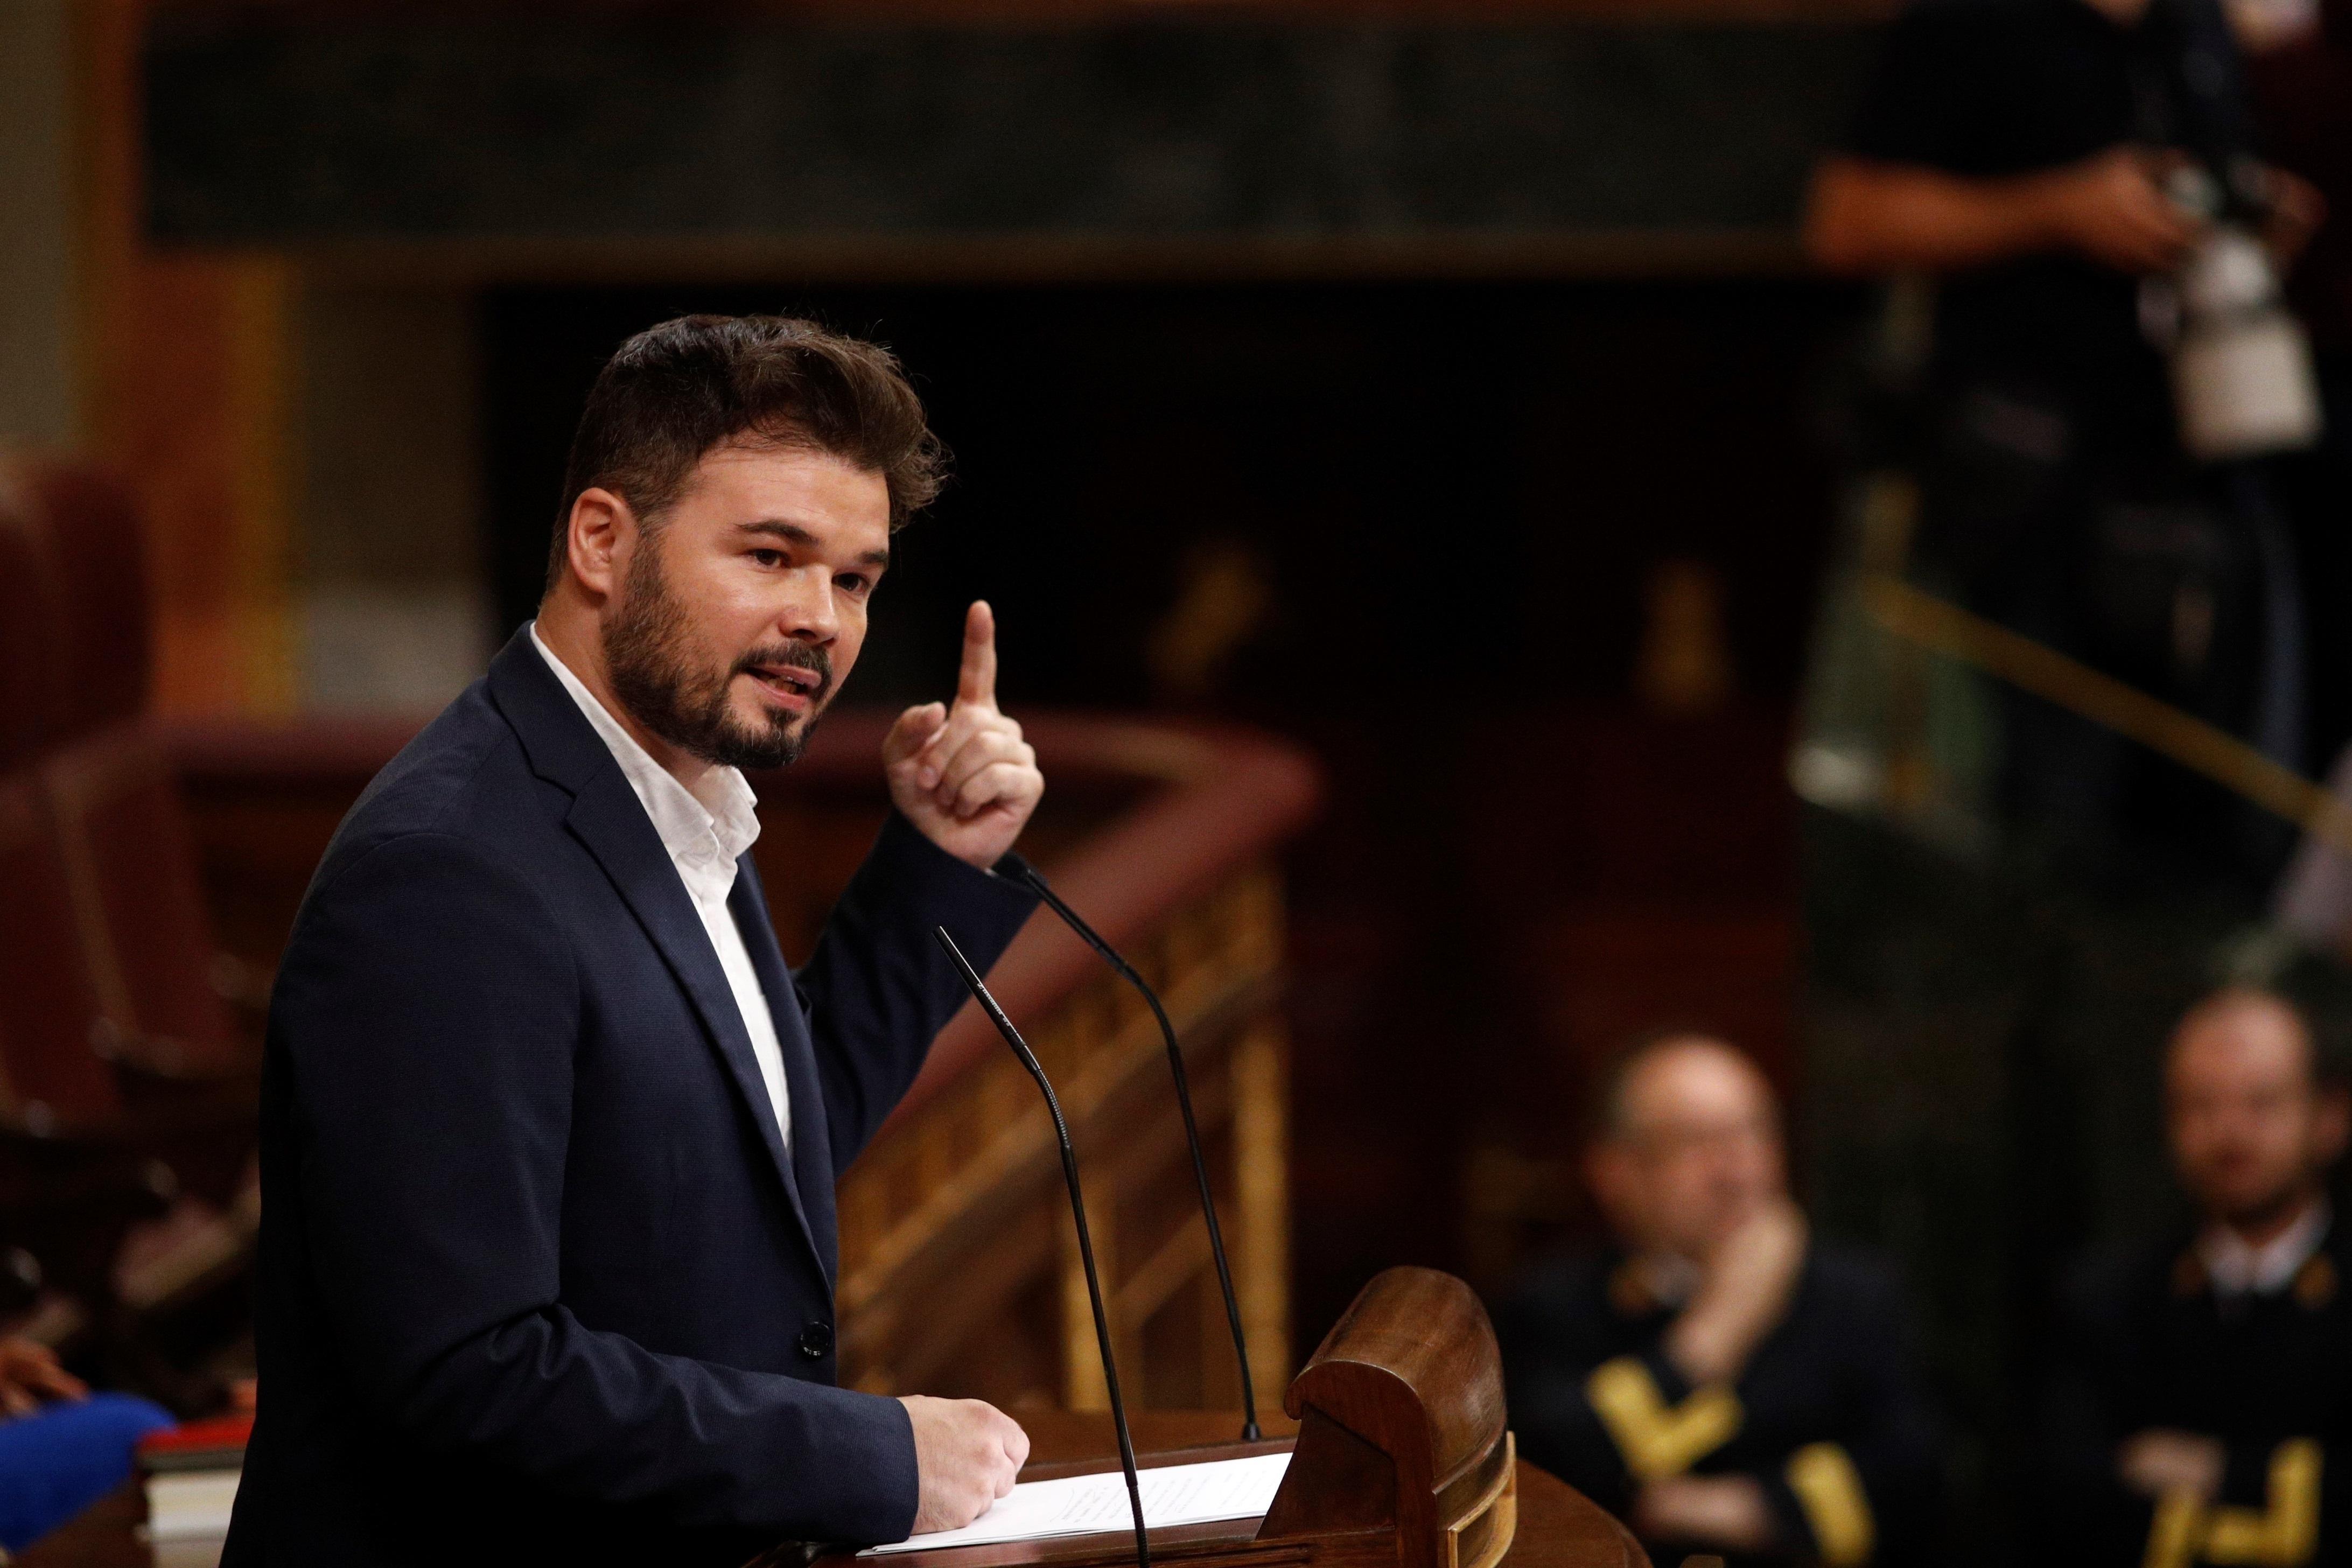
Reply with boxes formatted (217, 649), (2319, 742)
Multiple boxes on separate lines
(958, 599), (998, 708)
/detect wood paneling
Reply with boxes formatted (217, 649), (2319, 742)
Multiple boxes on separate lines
(141, 13), (1877, 270)
(82, 0), (298, 716)
(837, 868), (1293, 1415)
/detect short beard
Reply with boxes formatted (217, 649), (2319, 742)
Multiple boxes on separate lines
(2214, 1173), (2319, 1237)
(602, 534), (831, 772)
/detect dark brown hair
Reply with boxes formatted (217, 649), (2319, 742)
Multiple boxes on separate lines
(545, 313), (947, 591)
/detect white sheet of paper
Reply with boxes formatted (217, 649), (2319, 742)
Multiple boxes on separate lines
(860, 1451), (1291, 1556)
(142, 1470), (241, 1542)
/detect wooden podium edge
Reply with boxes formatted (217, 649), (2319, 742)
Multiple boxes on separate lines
(1446, 1433), (1516, 1568)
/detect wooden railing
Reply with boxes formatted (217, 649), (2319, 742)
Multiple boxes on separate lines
(837, 861), (1290, 1410)
(166, 706), (1320, 1413)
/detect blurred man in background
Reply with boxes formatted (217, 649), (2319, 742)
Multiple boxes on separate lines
(1495, 1035), (1938, 1566)
(2043, 988), (2352, 1565)
(1797, 4), (2331, 1532)
(1807, 0), (2323, 889)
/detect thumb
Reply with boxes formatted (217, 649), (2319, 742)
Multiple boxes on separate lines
(884, 702), (949, 766)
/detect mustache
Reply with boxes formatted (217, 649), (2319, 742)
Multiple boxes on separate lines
(734, 642), (833, 705)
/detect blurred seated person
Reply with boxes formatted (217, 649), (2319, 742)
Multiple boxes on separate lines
(0, 1335), (172, 1551)
(2044, 987), (2352, 1566)
(1494, 1035), (1939, 1566)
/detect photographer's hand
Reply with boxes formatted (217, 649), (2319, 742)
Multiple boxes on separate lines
(2035, 147), (2204, 274)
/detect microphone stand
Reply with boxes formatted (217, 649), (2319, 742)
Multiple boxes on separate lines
(1018, 866), (1262, 1443)
(933, 927), (1151, 1568)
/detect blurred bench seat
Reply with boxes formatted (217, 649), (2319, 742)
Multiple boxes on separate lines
(0, 457), (267, 1409)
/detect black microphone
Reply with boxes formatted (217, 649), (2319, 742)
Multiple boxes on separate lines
(932, 926), (1151, 1568)
(1016, 866), (1262, 1444)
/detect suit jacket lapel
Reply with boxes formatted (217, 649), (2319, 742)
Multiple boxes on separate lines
(488, 629), (828, 1289)
(731, 865), (838, 1285)
(562, 770), (828, 1285)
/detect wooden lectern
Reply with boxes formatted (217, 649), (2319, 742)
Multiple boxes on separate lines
(820, 1267), (1647, 1568)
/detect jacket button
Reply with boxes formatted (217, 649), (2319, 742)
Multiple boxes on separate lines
(797, 1320), (834, 1360)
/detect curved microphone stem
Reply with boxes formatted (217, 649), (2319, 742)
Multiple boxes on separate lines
(932, 927), (1151, 1568)
(1017, 867), (1262, 1444)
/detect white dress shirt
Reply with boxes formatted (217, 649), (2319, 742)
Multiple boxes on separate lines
(530, 624), (791, 1151)
(2199, 1197), (2330, 1297)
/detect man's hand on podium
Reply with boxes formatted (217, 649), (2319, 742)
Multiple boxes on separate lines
(899, 1395), (1032, 1532)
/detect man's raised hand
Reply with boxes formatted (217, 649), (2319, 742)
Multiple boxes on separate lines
(885, 601), (1045, 870)
(1664, 1199), (1808, 1388)
(898, 1395), (1031, 1534)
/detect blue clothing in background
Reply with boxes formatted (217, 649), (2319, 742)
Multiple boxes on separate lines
(0, 1392), (174, 1550)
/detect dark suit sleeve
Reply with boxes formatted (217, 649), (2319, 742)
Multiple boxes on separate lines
(795, 811), (1039, 1174)
(276, 831), (919, 1543)
(1753, 1267), (1941, 1565)
(1493, 1275), (1642, 1518)
(2035, 1258), (2158, 1566)
(2042, 1257), (2346, 1564)
(2036, 1280), (2351, 1563)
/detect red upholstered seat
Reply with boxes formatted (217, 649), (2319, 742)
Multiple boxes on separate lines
(0, 772), (125, 1128)
(13, 460), (151, 740)
(0, 456), (257, 1409)
(0, 467), (66, 766)
(0, 469), (125, 1127)
(44, 726), (242, 1075)
(1, 457), (242, 1077)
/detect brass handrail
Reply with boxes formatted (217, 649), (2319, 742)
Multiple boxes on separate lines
(1857, 574), (2352, 859)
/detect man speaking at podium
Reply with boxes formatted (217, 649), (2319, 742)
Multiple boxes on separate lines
(225, 316), (1040, 1566)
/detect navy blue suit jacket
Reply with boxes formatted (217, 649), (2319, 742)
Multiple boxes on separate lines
(222, 630), (1038, 1566)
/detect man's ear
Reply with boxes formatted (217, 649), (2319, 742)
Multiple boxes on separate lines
(562, 487), (638, 603)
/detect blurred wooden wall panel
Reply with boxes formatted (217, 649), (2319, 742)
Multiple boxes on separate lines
(82, 0), (297, 716)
